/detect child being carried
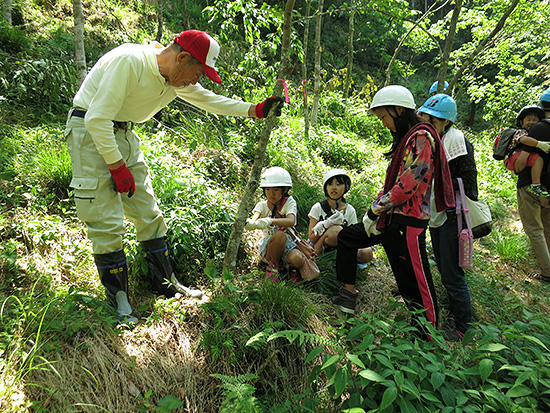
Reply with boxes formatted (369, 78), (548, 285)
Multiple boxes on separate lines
(504, 105), (550, 197)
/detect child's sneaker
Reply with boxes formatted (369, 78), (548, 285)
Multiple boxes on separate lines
(288, 268), (301, 284)
(528, 184), (550, 198)
(265, 263), (279, 282)
(331, 286), (358, 314)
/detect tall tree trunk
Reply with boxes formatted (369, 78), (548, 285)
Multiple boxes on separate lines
(343, 0), (355, 98)
(302, 0), (311, 138)
(437, 0), (461, 94)
(3, 0), (12, 25)
(311, 0), (324, 126)
(156, 0), (163, 42)
(448, 0), (520, 93)
(467, 100), (476, 126)
(222, 0), (296, 273)
(73, 0), (87, 86)
(181, 0), (189, 30)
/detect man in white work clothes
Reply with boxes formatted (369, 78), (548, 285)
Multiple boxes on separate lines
(65, 30), (282, 325)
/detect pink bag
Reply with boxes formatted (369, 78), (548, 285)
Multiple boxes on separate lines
(456, 178), (473, 268)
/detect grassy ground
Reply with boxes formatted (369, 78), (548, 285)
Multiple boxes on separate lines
(1, 108), (550, 412)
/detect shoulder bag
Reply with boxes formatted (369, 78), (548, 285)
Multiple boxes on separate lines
(456, 178), (474, 268)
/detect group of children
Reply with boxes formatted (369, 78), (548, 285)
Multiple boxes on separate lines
(245, 166), (373, 283)
(244, 83), (550, 340)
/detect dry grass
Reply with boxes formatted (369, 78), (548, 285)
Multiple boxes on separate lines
(25, 319), (208, 412)
(3, 202), (550, 411)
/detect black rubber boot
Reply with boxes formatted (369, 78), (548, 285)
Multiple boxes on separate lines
(94, 251), (138, 326)
(141, 237), (203, 298)
(94, 250), (129, 306)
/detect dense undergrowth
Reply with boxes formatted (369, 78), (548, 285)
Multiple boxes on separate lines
(2, 1), (550, 412)
(2, 90), (550, 411)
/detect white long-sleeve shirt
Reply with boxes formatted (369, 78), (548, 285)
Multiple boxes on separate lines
(73, 42), (251, 164)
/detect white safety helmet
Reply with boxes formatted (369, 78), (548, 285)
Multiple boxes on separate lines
(260, 166), (292, 188)
(369, 85), (416, 112)
(323, 169), (351, 196)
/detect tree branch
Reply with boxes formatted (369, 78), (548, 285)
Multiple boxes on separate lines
(384, 0), (443, 86)
(448, 0), (521, 93)
(436, 0), (461, 94)
(222, 0), (296, 273)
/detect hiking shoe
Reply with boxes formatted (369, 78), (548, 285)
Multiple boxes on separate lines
(528, 184), (550, 198)
(443, 327), (464, 342)
(289, 268), (301, 284)
(266, 263), (280, 282)
(527, 272), (550, 282)
(331, 286), (358, 314)
(117, 312), (139, 329)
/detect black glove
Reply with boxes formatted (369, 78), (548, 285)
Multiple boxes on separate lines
(255, 96), (284, 118)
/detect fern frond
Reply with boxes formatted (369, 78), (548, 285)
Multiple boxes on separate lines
(267, 329), (339, 348)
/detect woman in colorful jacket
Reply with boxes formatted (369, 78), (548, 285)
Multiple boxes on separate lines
(332, 85), (454, 336)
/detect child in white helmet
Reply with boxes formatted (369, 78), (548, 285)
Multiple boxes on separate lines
(308, 169), (373, 264)
(245, 166), (310, 282)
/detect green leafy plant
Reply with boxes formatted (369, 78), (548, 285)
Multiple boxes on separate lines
(211, 373), (262, 413)
(486, 228), (530, 265)
(269, 304), (550, 412)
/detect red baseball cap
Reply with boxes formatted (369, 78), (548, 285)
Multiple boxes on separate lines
(174, 30), (221, 84)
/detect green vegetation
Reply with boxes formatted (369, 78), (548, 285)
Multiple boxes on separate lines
(2, 0), (550, 411)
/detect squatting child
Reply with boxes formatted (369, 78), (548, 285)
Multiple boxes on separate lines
(308, 169), (373, 265)
(245, 166), (311, 282)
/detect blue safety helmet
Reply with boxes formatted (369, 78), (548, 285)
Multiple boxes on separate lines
(540, 89), (550, 110)
(418, 93), (457, 122)
(429, 80), (449, 95)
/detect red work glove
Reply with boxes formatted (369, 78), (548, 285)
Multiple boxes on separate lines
(255, 96), (284, 118)
(109, 163), (135, 198)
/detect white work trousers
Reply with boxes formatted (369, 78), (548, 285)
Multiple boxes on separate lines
(65, 111), (167, 254)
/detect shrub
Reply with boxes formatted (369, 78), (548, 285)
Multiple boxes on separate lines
(0, 125), (72, 203)
(0, 23), (30, 53)
(138, 133), (237, 278)
(199, 277), (325, 407)
(271, 306), (550, 412)
(193, 147), (249, 190)
(0, 55), (76, 121)
(308, 127), (367, 171)
(315, 92), (392, 146)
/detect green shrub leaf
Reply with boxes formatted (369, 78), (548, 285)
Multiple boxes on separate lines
(322, 355), (341, 370)
(478, 343), (509, 352)
(379, 386), (397, 410)
(479, 359), (493, 382)
(430, 372), (445, 390)
(524, 335), (549, 351)
(347, 324), (369, 341)
(157, 395), (183, 412)
(401, 380), (420, 399)
(345, 353), (366, 369)
(305, 346), (324, 364)
(397, 398), (417, 413)
(333, 367), (348, 398)
(498, 364), (528, 372)
(506, 385), (532, 398)
(421, 391), (441, 404)
(358, 369), (385, 382)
